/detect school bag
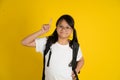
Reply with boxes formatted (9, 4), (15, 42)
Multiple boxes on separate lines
(42, 41), (80, 80)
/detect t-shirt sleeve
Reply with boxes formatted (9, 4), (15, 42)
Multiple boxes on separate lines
(76, 47), (83, 61)
(35, 37), (47, 54)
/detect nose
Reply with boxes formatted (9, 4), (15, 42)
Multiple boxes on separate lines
(61, 27), (66, 31)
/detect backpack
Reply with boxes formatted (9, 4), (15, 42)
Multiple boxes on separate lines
(42, 41), (80, 80)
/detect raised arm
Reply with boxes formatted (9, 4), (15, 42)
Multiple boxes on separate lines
(21, 24), (51, 47)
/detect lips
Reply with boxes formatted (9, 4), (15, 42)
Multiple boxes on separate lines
(60, 31), (67, 34)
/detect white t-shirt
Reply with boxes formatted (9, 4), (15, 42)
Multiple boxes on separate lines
(35, 37), (83, 80)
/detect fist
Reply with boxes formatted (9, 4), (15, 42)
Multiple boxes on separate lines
(41, 24), (50, 33)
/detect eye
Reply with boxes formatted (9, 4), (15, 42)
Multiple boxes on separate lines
(59, 26), (63, 28)
(66, 27), (70, 29)
(66, 27), (71, 29)
(59, 25), (63, 28)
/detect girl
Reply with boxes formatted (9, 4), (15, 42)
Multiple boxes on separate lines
(21, 14), (84, 80)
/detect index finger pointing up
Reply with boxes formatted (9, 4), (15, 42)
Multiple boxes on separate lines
(49, 18), (52, 25)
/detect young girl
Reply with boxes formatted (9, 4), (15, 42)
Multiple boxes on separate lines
(22, 14), (84, 80)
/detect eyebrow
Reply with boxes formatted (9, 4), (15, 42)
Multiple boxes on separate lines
(58, 24), (71, 28)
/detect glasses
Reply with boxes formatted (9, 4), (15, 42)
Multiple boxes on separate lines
(57, 25), (72, 31)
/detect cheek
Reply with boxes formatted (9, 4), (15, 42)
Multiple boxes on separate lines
(56, 28), (60, 34)
(67, 32), (72, 36)
(67, 30), (73, 35)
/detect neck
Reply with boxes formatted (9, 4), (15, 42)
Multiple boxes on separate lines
(57, 37), (69, 45)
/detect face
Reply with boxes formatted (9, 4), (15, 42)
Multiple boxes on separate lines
(56, 19), (73, 39)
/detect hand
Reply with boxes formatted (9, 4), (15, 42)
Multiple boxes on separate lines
(41, 24), (50, 33)
(40, 19), (52, 33)
(71, 71), (76, 80)
(71, 70), (80, 80)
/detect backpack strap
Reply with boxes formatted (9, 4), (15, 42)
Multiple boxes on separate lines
(42, 48), (52, 80)
(47, 49), (52, 66)
(72, 42), (79, 80)
(42, 54), (45, 80)
(42, 41), (52, 80)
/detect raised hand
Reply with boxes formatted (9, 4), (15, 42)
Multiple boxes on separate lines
(21, 19), (52, 47)
(41, 19), (52, 33)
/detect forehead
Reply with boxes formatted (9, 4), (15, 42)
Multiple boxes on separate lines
(58, 19), (71, 27)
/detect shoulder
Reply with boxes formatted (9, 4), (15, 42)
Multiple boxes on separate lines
(35, 37), (48, 42)
(35, 37), (48, 45)
(35, 37), (47, 41)
(35, 37), (48, 53)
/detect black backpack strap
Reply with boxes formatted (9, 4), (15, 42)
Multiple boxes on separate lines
(72, 42), (79, 80)
(42, 44), (52, 80)
(47, 49), (52, 66)
(42, 54), (45, 80)
(42, 49), (52, 80)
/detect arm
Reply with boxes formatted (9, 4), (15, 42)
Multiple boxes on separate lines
(72, 57), (84, 79)
(21, 24), (50, 47)
(75, 57), (84, 74)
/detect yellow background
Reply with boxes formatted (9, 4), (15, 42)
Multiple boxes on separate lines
(0, 0), (120, 80)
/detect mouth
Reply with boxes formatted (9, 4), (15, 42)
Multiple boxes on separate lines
(60, 32), (67, 34)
